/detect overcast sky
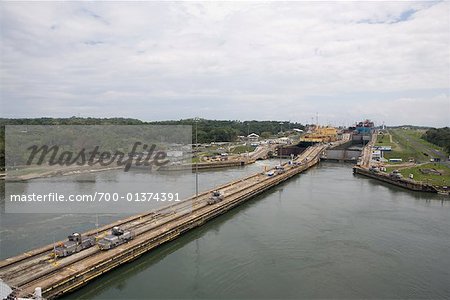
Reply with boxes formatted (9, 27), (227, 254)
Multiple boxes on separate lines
(1, 2), (449, 127)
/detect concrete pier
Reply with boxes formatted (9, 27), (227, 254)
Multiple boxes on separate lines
(353, 166), (437, 192)
(0, 145), (326, 300)
(352, 130), (438, 193)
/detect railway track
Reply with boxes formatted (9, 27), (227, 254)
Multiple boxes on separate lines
(1, 145), (326, 299)
(0, 173), (263, 284)
(0, 171), (267, 284)
(9, 173), (266, 289)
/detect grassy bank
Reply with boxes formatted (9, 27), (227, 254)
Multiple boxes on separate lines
(377, 129), (447, 163)
(377, 128), (450, 187)
(386, 163), (450, 186)
(230, 145), (256, 154)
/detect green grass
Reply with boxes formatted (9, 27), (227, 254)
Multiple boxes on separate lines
(376, 132), (397, 148)
(386, 163), (450, 186)
(379, 129), (437, 163)
(376, 131), (414, 162)
(376, 129), (450, 186)
(192, 156), (202, 163)
(230, 145), (256, 154)
(401, 129), (445, 153)
(7, 166), (49, 176)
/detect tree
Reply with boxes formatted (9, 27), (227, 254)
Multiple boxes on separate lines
(422, 127), (450, 154)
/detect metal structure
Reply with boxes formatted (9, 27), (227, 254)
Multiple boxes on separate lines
(206, 191), (224, 205)
(0, 145), (327, 300)
(53, 233), (95, 258)
(98, 227), (135, 250)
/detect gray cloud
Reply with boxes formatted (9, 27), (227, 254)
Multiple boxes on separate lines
(0, 2), (449, 127)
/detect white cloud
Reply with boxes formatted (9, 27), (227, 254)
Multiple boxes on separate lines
(350, 93), (450, 126)
(0, 1), (449, 126)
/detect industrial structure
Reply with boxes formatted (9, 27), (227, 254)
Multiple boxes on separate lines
(300, 126), (338, 143)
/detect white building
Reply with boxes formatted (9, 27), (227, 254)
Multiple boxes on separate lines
(247, 133), (260, 143)
(372, 150), (382, 159)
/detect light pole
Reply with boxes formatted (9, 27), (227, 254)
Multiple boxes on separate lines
(95, 214), (99, 238)
(195, 117), (199, 204)
(53, 235), (56, 262)
(279, 143), (283, 166)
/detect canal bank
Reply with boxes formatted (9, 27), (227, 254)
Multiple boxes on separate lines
(355, 128), (450, 195)
(353, 166), (439, 193)
(1, 161), (449, 299)
(1, 147), (324, 299)
(64, 162), (449, 300)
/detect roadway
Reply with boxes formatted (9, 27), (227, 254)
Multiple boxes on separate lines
(359, 130), (377, 169)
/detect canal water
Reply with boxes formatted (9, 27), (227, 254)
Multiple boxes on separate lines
(1, 161), (449, 299)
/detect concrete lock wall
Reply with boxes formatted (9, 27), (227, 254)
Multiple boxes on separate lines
(322, 150), (361, 161)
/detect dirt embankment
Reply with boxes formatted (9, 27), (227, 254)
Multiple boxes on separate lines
(4, 164), (128, 181)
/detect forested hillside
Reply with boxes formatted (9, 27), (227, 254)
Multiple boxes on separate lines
(0, 118), (304, 169)
(422, 127), (450, 154)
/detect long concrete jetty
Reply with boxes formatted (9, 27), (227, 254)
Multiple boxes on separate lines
(158, 158), (252, 171)
(158, 144), (276, 171)
(352, 130), (439, 193)
(0, 145), (326, 300)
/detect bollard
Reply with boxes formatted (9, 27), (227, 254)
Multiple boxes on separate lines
(34, 287), (42, 300)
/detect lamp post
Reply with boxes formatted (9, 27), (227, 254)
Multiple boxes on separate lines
(195, 117), (199, 204)
(279, 144), (283, 166)
(53, 235), (56, 262)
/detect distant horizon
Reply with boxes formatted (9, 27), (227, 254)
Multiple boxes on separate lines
(0, 115), (446, 129)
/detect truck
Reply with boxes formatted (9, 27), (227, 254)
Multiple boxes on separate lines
(98, 226), (135, 250)
(54, 233), (96, 258)
(207, 190), (224, 205)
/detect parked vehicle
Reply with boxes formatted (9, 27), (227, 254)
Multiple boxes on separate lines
(275, 165), (285, 174)
(98, 227), (135, 250)
(207, 190), (224, 205)
(54, 233), (96, 258)
(389, 170), (403, 180)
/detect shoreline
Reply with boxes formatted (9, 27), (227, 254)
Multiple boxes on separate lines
(3, 165), (125, 182)
(352, 166), (449, 195)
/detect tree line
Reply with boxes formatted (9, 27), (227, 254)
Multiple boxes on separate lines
(149, 118), (304, 143)
(422, 127), (450, 154)
(0, 117), (305, 169)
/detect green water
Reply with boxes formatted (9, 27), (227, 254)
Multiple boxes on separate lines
(1, 162), (449, 299)
(67, 163), (449, 299)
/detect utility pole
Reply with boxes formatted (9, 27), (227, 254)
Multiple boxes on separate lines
(96, 214), (99, 238)
(53, 235), (56, 262)
(195, 117), (199, 204)
(279, 144), (283, 166)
